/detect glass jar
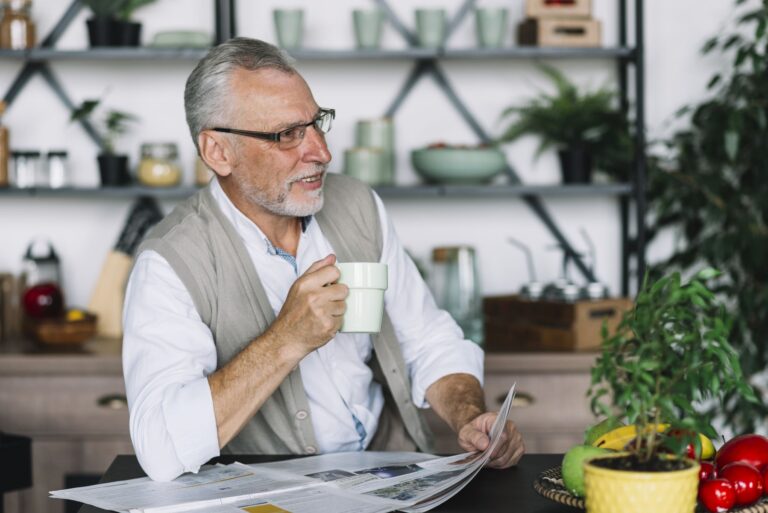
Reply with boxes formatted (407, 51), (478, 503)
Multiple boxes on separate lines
(0, 0), (36, 50)
(430, 246), (484, 345)
(46, 150), (68, 188)
(138, 143), (181, 187)
(11, 150), (40, 188)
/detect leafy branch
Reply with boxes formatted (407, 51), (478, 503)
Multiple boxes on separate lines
(589, 269), (757, 463)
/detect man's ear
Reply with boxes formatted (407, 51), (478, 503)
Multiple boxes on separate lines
(199, 131), (234, 177)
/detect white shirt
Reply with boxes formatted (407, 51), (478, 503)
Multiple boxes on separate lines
(122, 178), (484, 481)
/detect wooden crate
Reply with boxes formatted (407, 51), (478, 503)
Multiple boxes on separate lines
(483, 295), (632, 352)
(517, 18), (601, 48)
(526, 0), (592, 19)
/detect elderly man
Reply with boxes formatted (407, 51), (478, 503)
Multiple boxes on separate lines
(122, 37), (524, 482)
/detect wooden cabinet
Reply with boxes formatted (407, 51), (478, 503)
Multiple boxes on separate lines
(0, 341), (131, 513)
(426, 352), (598, 454)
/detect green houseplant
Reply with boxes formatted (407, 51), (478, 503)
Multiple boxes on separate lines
(583, 269), (756, 513)
(647, 0), (768, 435)
(71, 99), (137, 186)
(82, 0), (157, 47)
(497, 64), (631, 183)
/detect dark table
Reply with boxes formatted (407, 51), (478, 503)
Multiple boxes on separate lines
(76, 453), (578, 513)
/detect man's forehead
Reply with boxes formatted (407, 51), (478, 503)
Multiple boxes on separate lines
(229, 68), (318, 124)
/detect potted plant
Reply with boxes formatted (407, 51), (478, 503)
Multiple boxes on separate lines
(583, 269), (757, 513)
(116, 0), (157, 46)
(82, 0), (157, 47)
(71, 99), (138, 186)
(497, 64), (631, 183)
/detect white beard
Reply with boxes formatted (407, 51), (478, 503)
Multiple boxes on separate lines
(233, 164), (326, 218)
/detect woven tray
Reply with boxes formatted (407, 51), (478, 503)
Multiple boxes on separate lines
(533, 466), (768, 513)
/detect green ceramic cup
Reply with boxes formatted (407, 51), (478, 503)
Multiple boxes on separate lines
(353, 8), (385, 49)
(355, 118), (395, 184)
(475, 7), (509, 48)
(336, 262), (388, 333)
(415, 8), (447, 48)
(273, 9), (304, 49)
(343, 147), (389, 186)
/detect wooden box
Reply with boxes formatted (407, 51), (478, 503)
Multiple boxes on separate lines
(483, 295), (632, 352)
(517, 18), (601, 48)
(526, 0), (592, 19)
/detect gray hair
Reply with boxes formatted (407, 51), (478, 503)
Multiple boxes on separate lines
(184, 37), (297, 154)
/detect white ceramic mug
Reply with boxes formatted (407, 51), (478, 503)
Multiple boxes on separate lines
(336, 262), (388, 333)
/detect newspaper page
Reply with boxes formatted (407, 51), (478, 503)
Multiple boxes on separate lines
(50, 464), (320, 513)
(50, 384), (517, 513)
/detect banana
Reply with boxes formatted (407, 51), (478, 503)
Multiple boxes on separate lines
(591, 423), (716, 459)
(592, 424), (668, 451)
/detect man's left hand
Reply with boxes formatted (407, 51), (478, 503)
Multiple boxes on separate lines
(457, 412), (525, 469)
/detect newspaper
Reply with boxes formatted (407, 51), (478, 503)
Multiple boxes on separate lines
(51, 384), (516, 513)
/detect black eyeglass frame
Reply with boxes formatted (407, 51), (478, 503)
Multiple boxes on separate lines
(209, 108), (335, 143)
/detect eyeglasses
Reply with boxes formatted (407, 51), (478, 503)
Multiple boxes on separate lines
(210, 108), (335, 150)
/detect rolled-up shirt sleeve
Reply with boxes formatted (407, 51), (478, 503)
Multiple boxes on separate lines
(373, 193), (485, 409)
(122, 250), (220, 481)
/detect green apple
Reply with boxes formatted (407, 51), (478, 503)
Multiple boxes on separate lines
(583, 417), (624, 446)
(561, 445), (612, 497)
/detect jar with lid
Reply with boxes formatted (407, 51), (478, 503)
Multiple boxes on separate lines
(11, 150), (40, 188)
(46, 150), (68, 188)
(0, 0), (36, 50)
(138, 143), (182, 187)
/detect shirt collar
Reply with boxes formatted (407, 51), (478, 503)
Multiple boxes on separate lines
(209, 178), (313, 250)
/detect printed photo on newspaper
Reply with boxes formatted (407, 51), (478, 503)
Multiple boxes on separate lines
(50, 384), (517, 513)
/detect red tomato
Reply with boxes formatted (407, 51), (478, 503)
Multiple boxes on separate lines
(716, 434), (768, 471)
(700, 461), (716, 482)
(719, 462), (764, 506)
(698, 478), (736, 513)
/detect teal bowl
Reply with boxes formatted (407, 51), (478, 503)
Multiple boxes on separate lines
(411, 146), (506, 184)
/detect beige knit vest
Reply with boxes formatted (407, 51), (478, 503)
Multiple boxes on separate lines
(137, 174), (434, 455)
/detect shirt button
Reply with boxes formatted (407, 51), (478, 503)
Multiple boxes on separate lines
(295, 410), (308, 420)
(305, 445), (317, 454)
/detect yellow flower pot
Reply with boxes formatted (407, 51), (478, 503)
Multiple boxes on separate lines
(584, 455), (700, 513)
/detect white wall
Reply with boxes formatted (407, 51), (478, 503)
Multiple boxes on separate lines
(0, 0), (739, 308)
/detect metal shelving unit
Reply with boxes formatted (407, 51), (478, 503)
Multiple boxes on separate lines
(0, 0), (646, 294)
(0, 183), (634, 199)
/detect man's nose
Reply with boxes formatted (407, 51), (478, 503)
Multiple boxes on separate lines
(301, 125), (332, 164)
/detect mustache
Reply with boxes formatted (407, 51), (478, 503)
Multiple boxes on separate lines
(290, 164), (328, 183)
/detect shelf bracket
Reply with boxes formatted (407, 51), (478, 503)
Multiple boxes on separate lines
(384, 60), (431, 118)
(373, 0), (418, 46)
(2, 0), (82, 107)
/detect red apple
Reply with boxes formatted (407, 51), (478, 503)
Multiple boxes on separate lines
(699, 478), (736, 513)
(716, 434), (768, 471)
(719, 462), (764, 506)
(700, 461), (716, 482)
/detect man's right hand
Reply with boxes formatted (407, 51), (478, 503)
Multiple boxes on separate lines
(269, 254), (348, 356)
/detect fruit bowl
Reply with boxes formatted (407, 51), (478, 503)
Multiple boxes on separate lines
(533, 466), (768, 513)
(410, 144), (506, 184)
(26, 309), (98, 346)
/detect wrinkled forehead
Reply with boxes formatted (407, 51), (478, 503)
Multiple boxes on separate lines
(225, 67), (319, 130)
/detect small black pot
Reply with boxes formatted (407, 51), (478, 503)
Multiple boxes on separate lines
(97, 154), (131, 186)
(119, 21), (142, 47)
(557, 145), (593, 184)
(86, 16), (122, 47)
